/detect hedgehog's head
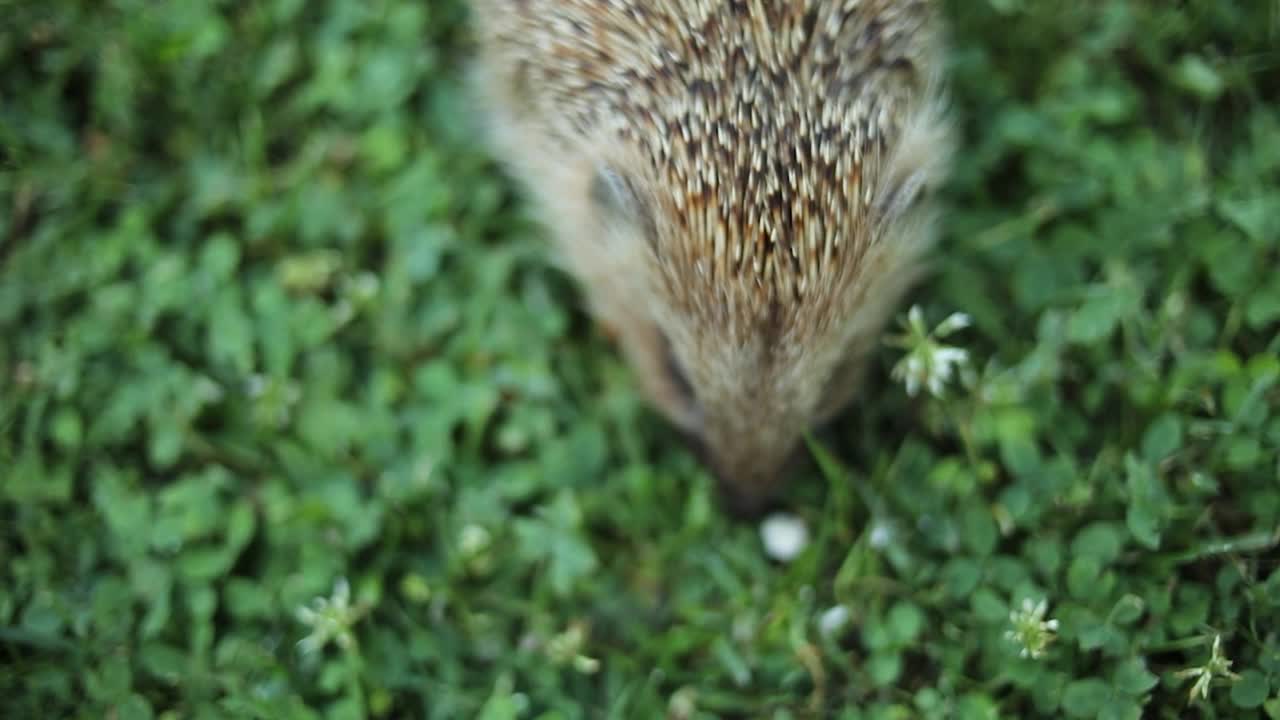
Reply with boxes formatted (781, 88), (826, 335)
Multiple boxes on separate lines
(476, 1), (952, 515)
(576, 84), (951, 517)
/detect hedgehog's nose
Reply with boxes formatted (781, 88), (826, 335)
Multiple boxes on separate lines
(712, 475), (775, 520)
(706, 459), (785, 520)
(679, 431), (783, 519)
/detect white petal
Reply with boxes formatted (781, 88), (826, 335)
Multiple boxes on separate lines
(936, 313), (972, 337)
(869, 522), (893, 549)
(908, 305), (924, 328)
(760, 513), (810, 562)
(927, 373), (945, 397)
(934, 347), (969, 369)
(906, 354), (925, 377)
(819, 605), (851, 637)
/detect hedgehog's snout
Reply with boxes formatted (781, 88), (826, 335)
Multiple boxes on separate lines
(675, 429), (759, 517)
(686, 435), (791, 520)
(712, 474), (775, 519)
(661, 351), (800, 519)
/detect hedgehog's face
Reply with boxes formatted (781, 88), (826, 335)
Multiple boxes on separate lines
(583, 99), (950, 517)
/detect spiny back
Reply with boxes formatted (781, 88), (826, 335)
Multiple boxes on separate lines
(478, 0), (940, 336)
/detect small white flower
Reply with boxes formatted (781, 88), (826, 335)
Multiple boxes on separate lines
(295, 577), (368, 658)
(1004, 597), (1060, 659)
(668, 687), (699, 720)
(933, 347), (970, 376)
(194, 376), (225, 403)
(935, 312), (973, 337)
(901, 355), (924, 397)
(888, 305), (973, 399)
(458, 524), (495, 575)
(246, 374), (267, 398)
(760, 513), (810, 562)
(331, 299), (355, 326)
(868, 521), (894, 549)
(925, 347), (968, 397)
(412, 456), (436, 487)
(818, 605), (851, 638)
(907, 305), (925, 329)
(546, 622), (599, 674)
(348, 271), (381, 302)
(459, 524), (492, 556)
(1176, 634), (1240, 702)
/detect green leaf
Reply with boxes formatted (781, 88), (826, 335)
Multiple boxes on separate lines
(1064, 554), (1098, 594)
(887, 602), (926, 646)
(1072, 523), (1124, 564)
(1110, 595), (1145, 625)
(867, 652), (903, 687)
(50, 407), (83, 450)
(1125, 504), (1159, 550)
(1246, 282), (1280, 329)
(941, 557), (983, 598)
(713, 636), (752, 687)
(225, 578), (275, 620)
(1218, 193), (1277, 243)
(116, 694), (155, 720)
(477, 690), (523, 720)
(1067, 286), (1135, 344)
(1231, 670), (1270, 709)
(1140, 414), (1182, 462)
(514, 492), (598, 597)
(1225, 436), (1262, 470)
(961, 502), (998, 556)
(1062, 678), (1111, 718)
(835, 537), (882, 599)
(139, 643), (187, 685)
(87, 655), (133, 703)
(1173, 55), (1225, 100)
(1097, 701), (1142, 720)
(208, 287), (255, 374)
(1078, 622), (1120, 652)
(1113, 657), (1158, 695)
(955, 693), (999, 720)
(970, 589), (1006, 623)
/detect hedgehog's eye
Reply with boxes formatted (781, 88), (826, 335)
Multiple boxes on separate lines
(590, 165), (637, 216)
(657, 329), (696, 412)
(590, 164), (655, 237)
(878, 169), (930, 218)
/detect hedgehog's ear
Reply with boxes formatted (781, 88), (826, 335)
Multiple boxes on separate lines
(590, 163), (656, 239)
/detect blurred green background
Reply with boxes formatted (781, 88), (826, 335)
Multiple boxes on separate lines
(2, 1), (1278, 717)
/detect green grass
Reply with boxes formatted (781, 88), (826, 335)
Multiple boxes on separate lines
(2, 0), (1279, 717)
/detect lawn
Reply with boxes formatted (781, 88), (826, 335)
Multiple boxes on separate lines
(2, 0), (1278, 718)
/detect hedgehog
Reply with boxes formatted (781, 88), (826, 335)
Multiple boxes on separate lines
(469, 0), (953, 516)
